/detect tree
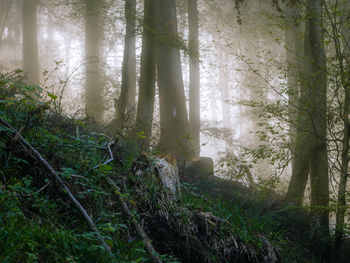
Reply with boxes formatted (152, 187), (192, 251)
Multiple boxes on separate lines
(286, 0), (329, 230)
(22, 0), (39, 85)
(156, 0), (193, 161)
(117, 0), (136, 127)
(85, 0), (104, 121)
(0, 0), (12, 45)
(284, 0), (303, 167)
(188, 0), (200, 158)
(329, 0), (350, 253)
(135, 0), (158, 149)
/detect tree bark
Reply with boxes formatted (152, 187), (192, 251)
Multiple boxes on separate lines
(306, 0), (329, 230)
(285, 0), (303, 167)
(335, 0), (350, 253)
(135, 0), (158, 149)
(22, 0), (39, 85)
(156, 0), (193, 161)
(85, 0), (104, 121)
(117, 0), (136, 127)
(188, 0), (200, 158)
(286, 0), (329, 231)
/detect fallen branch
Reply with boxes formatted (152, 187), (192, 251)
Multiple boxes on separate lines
(106, 177), (163, 263)
(0, 117), (116, 262)
(104, 140), (162, 263)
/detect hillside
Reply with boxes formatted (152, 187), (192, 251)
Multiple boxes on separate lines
(0, 72), (340, 263)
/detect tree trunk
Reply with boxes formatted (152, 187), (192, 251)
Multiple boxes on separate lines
(285, 0), (303, 168)
(135, 0), (158, 149)
(335, 0), (350, 253)
(188, 0), (200, 158)
(0, 0), (11, 45)
(22, 0), (39, 85)
(64, 33), (72, 77)
(117, 0), (136, 127)
(156, 0), (193, 161)
(85, 0), (103, 121)
(306, 0), (329, 231)
(286, 0), (329, 228)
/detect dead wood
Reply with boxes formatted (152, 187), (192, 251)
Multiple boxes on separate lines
(104, 140), (163, 263)
(106, 177), (163, 263)
(0, 117), (116, 262)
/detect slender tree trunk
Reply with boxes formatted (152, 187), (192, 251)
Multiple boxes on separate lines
(188, 0), (200, 158)
(118, 0), (136, 127)
(285, 0), (303, 168)
(64, 33), (72, 77)
(85, 0), (104, 121)
(335, 0), (350, 253)
(156, 0), (193, 161)
(135, 0), (158, 149)
(22, 0), (39, 85)
(335, 75), (349, 255)
(305, 0), (329, 230)
(0, 0), (11, 45)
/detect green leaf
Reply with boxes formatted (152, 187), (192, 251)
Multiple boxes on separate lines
(48, 93), (58, 101)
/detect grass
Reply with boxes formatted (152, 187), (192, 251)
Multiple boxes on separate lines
(0, 70), (331, 262)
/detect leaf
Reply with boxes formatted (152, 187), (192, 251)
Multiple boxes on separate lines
(48, 93), (58, 101)
(105, 239), (114, 248)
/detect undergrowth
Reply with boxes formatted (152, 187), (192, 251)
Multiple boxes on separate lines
(0, 71), (329, 262)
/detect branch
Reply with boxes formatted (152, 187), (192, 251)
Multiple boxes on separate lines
(0, 117), (116, 262)
(105, 177), (163, 263)
(104, 141), (162, 263)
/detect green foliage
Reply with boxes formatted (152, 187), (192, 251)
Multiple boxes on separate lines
(181, 183), (325, 263)
(0, 71), (330, 262)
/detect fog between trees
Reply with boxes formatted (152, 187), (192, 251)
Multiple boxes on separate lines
(1, 0), (350, 254)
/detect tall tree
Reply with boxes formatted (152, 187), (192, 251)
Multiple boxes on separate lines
(287, 0), (329, 230)
(22, 0), (39, 85)
(334, 0), (350, 252)
(0, 0), (12, 44)
(117, 0), (136, 127)
(157, 0), (192, 161)
(188, 0), (200, 158)
(85, 0), (104, 121)
(284, 0), (303, 167)
(135, 0), (158, 148)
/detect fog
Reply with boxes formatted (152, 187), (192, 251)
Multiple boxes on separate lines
(1, 0), (350, 225)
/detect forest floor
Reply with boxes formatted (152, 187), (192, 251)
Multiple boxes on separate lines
(0, 74), (347, 262)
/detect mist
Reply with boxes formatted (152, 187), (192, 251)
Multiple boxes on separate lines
(1, 0), (350, 261)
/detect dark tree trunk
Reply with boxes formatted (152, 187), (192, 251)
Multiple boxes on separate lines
(286, 0), (329, 231)
(306, 0), (329, 231)
(188, 0), (200, 158)
(334, 0), (350, 254)
(117, 0), (136, 127)
(135, 0), (158, 149)
(85, 0), (104, 121)
(285, 0), (303, 167)
(156, 0), (193, 161)
(22, 0), (39, 85)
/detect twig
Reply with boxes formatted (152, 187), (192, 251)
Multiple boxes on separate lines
(0, 117), (116, 262)
(12, 180), (52, 198)
(92, 140), (116, 170)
